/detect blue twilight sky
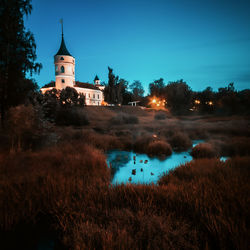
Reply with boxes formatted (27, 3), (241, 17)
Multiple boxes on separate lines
(25, 0), (250, 93)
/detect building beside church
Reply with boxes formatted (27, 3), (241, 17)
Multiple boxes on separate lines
(41, 27), (104, 106)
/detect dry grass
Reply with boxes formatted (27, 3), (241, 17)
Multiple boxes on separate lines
(158, 157), (250, 250)
(110, 112), (139, 125)
(0, 147), (249, 249)
(0, 106), (250, 249)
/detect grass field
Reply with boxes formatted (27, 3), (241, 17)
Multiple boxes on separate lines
(0, 106), (249, 249)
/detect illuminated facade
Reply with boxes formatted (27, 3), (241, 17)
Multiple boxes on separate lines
(41, 26), (104, 106)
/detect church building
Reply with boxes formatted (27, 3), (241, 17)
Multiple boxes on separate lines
(41, 25), (104, 106)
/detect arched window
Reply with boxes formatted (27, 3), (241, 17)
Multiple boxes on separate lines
(61, 66), (65, 73)
(60, 57), (64, 60)
(61, 79), (65, 83)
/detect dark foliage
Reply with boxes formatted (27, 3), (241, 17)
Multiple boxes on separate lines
(104, 67), (128, 105)
(165, 80), (193, 114)
(0, 0), (41, 126)
(55, 107), (89, 126)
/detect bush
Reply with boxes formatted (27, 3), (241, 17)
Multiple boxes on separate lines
(154, 112), (167, 120)
(55, 107), (89, 126)
(147, 141), (172, 157)
(83, 131), (122, 151)
(168, 131), (192, 151)
(5, 104), (47, 151)
(110, 112), (138, 125)
(191, 143), (217, 158)
(133, 135), (154, 153)
(223, 137), (250, 156)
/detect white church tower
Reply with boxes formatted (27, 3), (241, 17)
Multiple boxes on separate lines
(54, 20), (75, 89)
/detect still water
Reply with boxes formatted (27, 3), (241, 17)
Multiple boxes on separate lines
(107, 141), (203, 185)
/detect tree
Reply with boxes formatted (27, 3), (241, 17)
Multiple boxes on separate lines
(129, 80), (144, 100)
(104, 67), (128, 104)
(117, 78), (128, 104)
(0, 0), (41, 126)
(149, 78), (165, 97)
(60, 87), (85, 107)
(164, 79), (193, 114)
(217, 83), (239, 114)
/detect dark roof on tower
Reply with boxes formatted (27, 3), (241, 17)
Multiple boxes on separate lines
(94, 75), (99, 81)
(55, 35), (72, 56)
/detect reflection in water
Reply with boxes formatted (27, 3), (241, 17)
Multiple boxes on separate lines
(107, 151), (131, 169)
(107, 140), (206, 185)
(107, 150), (192, 185)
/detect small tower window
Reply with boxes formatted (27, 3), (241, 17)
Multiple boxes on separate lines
(60, 57), (64, 60)
(61, 79), (65, 83)
(61, 66), (65, 73)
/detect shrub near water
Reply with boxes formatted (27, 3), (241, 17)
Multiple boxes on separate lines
(133, 135), (154, 154)
(191, 142), (217, 158)
(168, 131), (192, 151)
(134, 135), (173, 157)
(147, 141), (172, 157)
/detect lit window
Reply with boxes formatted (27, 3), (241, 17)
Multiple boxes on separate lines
(61, 66), (65, 73)
(61, 79), (65, 83)
(60, 57), (64, 60)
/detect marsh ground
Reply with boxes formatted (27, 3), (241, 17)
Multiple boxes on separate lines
(0, 106), (249, 249)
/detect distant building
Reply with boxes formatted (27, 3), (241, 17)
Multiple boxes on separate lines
(41, 25), (104, 106)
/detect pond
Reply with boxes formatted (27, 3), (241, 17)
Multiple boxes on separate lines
(107, 140), (204, 185)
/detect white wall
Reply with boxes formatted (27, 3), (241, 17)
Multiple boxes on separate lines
(74, 87), (104, 106)
(54, 55), (75, 89)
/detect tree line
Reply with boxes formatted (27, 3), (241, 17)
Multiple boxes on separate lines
(104, 70), (250, 115)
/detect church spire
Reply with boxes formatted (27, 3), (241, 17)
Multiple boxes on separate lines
(60, 18), (64, 36)
(55, 19), (72, 56)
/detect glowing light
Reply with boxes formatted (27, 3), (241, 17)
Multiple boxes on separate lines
(208, 101), (213, 106)
(194, 99), (200, 104)
(152, 99), (156, 103)
(101, 100), (108, 106)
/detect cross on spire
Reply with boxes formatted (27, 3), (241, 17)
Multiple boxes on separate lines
(60, 18), (64, 36)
